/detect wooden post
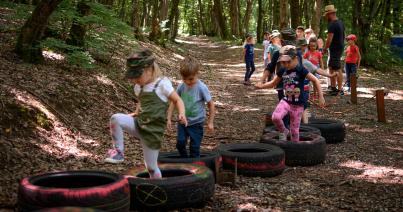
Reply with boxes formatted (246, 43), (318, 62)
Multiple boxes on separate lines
(350, 74), (357, 104)
(376, 89), (386, 122)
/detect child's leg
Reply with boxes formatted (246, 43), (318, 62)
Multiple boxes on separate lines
(345, 63), (351, 88)
(176, 124), (189, 158)
(140, 140), (161, 179)
(248, 60), (256, 80)
(272, 100), (291, 134)
(109, 113), (138, 152)
(289, 105), (304, 142)
(188, 123), (204, 158)
(245, 61), (251, 82)
(277, 90), (290, 129)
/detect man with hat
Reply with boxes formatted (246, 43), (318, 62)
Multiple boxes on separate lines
(323, 4), (345, 96)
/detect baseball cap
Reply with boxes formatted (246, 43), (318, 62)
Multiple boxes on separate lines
(346, 34), (357, 41)
(278, 45), (298, 62)
(126, 49), (155, 79)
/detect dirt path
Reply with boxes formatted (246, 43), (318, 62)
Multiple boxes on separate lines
(168, 36), (403, 211)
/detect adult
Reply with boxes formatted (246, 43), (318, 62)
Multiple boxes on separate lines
(304, 28), (316, 42)
(296, 26), (305, 40)
(323, 5), (345, 96)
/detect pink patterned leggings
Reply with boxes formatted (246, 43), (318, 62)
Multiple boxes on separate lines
(272, 100), (304, 142)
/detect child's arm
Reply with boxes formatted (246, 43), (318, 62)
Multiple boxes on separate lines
(316, 68), (336, 78)
(319, 54), (324, 69)
(242, 47), (246, 61)
(166, 102), (175, 130)
(306, 73), (325, 107)
(207, 101), (215, 133)
(168, 91), (188, 126)
(255, 75), (281, 89)
(260, 69), (272, 83)
(129, 102), (141, 117)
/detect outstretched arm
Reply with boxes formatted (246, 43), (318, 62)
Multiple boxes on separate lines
(255, 75), (281, 89)
(207, 101), (215, 133)
(306, 73), (325, 107)
(168, 91), (187, 126)
(316, 68), (337, 78)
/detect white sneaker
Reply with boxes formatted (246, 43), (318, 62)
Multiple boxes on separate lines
(104, 148), (124, 163)
(278, 130), (289, 141)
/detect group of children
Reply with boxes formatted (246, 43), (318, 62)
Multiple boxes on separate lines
(105, 49), (215, 179)
(103, 27), (361, 179)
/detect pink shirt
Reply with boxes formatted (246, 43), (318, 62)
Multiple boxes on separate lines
(345, 45), (359, 64)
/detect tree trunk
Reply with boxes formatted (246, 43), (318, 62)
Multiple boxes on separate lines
(242, 0), (253, 35)
(229, 0), (240, 37)
(141, 0), (148, 28)
(160, 0), (169, 21)
(272, 0), (279, 29)
(168, 0), (180, 41)
(131, 0), (142, 39)
(380, 0), (392, 42)
(257, 0), (264, 43)
(303, 0), (310, 28)
(213, 0), (228, 39)
(289, 0), (300, 29)
(311, 0), (322, 35)
(237, 0), (243, 36)
(149, 0), (161, 42)
(393, 0), (401, 34)
(15, 0), (63, 63)
(67, 1), (91, 47)
(118, 0), (126, 20)
(279, 0), (288, 29)
(198, 0), (207, 35)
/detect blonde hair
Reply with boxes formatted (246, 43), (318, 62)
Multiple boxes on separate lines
(243, 35), (254, 46)
(150, 62), (162, 80)
(179, 56), (200, 78)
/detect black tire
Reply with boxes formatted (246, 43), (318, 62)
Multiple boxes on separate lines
(18, 171), (130, 212)
(218, 143), (285, 177)
(126, 163), (215, 211)
(263, 125), (321, 135)
(35, 207), (105, 212)
(305, 118), (346, 143)
(260, 132), (326, 166)
(158, 151), (220, 177)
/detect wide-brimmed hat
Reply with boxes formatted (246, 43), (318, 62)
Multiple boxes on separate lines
(296, 38), (308, 48)
(323, 5), (337, 16)
(126, 49), (155, 79)
(270, 31), (281, 40)
(278, 45), (297, 63)
(280, 28), (296, 45)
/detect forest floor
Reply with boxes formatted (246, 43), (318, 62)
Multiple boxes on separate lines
(1, 10), (403, 211)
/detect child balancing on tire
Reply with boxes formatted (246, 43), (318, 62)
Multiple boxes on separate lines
(255, 45), (325, 142)
(105, 49), (187, 179)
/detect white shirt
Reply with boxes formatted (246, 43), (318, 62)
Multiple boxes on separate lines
(134, 77), (174, 102)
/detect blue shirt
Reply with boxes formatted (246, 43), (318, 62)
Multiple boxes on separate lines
(244, 44), (254, 61)
(276, 65), (309, 105)
(177, 80), (212, 126)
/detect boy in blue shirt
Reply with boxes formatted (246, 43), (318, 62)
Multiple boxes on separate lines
(167, 57), (216, 158)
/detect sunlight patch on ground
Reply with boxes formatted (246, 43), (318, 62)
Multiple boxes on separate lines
(175, 38), (199, 45)
(42, 50), (64, 61)
(232, 105), (260, 112)
(8, 87), (98, 158)
(95, 74), (114, 86)
(227, 45), (243, 49)
(339, 160), (403, 184)
(173, 53), (184, 60)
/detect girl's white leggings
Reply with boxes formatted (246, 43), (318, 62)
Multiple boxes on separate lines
(110, 113), (161, 179)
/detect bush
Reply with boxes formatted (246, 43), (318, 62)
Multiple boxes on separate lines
(364, 40), (403, 71)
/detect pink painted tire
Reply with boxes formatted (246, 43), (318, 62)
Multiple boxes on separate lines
(18, 171), (130, 212)
(218, 143), (285, 177)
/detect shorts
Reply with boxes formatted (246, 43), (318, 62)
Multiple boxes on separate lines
(328, 49), (343, 70)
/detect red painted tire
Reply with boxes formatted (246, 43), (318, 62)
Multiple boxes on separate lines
(34, 207), (104, 212)
(18, 171), (130, 212)
(218, 143), (285, 177)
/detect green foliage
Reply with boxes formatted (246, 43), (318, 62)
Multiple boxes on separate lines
(363, 40), (403, 71)
(0, 1), (34, 32)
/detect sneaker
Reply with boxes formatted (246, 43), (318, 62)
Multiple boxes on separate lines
(278, 130), (289, 141)
(104, 148), (124, 163)
(339, 90), (344, 96)
(330, 89), (340, 96)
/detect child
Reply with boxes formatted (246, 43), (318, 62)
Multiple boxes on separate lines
(255, 45), (325, 141)
(243, 34), (255, 85)
(263, 31), (271, 67)
(268, 31), (282, 61)
(345, 34), (361, 92)
(304, 38), (324, 69)
(167, 57), (215, 158)
(296, 26), (305, 40)
(105, 49), (187, 179)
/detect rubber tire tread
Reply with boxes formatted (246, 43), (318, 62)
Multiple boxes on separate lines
(18, 171), (130, 212)
(218, 143), (285, 177)
(263, 124), (321, 135)
(158, 151), (220, 176)
(126, 163), (215, 211)
(305, 118), (346, 143)
(260, 132), (326, 166)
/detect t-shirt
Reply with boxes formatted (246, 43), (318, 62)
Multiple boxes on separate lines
(263, 40), (271, 60)
(134, 77), (174, 102)
(276, 66), (309, 105)
(303, 50), (322, 67)
(265, 50), (282, 90)
(244, 44), (254, 61)
(345, 45), (359, 64)
(269, 44), (281, 60)
(177, 80), (212, 126)
(328, 20), (345, 51)
(302, 59), (319, 91)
